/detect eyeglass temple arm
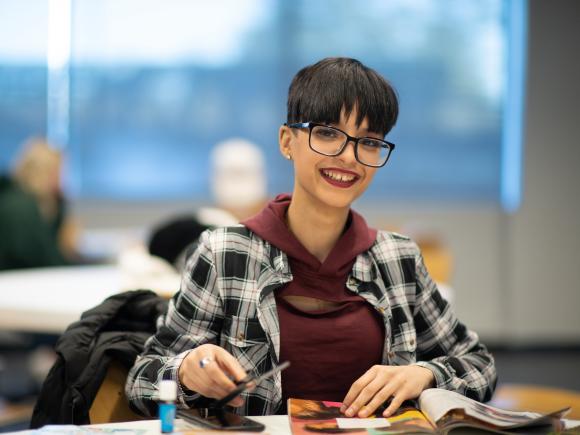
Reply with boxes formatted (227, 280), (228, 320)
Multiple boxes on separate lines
(285, 122), (310, 128)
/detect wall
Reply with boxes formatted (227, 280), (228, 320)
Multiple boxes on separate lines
(509, 0), (580, 343)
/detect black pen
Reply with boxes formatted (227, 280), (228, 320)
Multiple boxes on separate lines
(214, 361), (291, 408)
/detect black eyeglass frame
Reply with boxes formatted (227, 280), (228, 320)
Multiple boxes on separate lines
(285, 122), (395, 168)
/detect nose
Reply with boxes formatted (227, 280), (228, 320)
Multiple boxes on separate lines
(339, 138), (358, 165)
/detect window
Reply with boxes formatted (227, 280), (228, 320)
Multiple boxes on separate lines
(0, 0), (49, 168)
(0, 0), (527, 208)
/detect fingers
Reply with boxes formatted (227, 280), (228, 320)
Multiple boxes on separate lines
(216, 348), (249, 383)
(341, 365), (429, 418)
(383, 393), (407, 417)
(202, 356), (239, 391)
(380, 366), (435, 416)
(346, 377), (390, 417)
(178, 344), (248, 407)
(228, 396), (245, 407)
(340, 366), (379, 414)
(359, 382), (401, 417)
(212, 348), (249, 407)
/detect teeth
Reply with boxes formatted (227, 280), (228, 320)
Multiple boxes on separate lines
(322, 169), (356, 182)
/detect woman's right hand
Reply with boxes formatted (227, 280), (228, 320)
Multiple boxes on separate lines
(178, 344), (248, 407)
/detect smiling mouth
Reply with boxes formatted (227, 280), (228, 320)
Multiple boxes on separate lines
(320, 168), (360, 188)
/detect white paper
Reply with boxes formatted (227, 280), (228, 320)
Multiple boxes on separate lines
(336, 418), (391, 429)
(564, 419), (580, 429)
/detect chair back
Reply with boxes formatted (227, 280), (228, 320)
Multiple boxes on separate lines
(89, 360), (145, 424)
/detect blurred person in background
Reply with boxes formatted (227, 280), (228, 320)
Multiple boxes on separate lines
(0, 138), (80, 270)
(201, 137), (268, 225)
(148, 137), (268, 272)
(119, 138), (269, 293)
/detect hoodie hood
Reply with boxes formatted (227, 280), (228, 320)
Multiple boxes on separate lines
(242, 193), (376, 277)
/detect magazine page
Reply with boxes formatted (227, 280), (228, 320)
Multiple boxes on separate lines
(563, 419), (580, 430)
(288, 398), (436, 434)
(435, 409), (567, 435)
(418, 388), (569, 429)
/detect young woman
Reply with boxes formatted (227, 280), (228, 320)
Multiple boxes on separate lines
(126, 57), (497, 418)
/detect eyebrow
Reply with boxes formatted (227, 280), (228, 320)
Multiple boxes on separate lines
(357, 125), (385, 136)
(323, 118), (383, 137)
(328, 122), (371, 132)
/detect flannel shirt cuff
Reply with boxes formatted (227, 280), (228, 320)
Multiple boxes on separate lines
(414, 361), (452, 390)
(166, 350), (201, 407)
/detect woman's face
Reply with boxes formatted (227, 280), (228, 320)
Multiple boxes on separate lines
(280, 109), (380, 211)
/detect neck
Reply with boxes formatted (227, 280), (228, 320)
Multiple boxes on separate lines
(286, 189), (350, 263)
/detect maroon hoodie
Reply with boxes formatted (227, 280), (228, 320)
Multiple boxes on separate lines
(243, 194), (385, 405)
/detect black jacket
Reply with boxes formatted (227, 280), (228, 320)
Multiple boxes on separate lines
(30, 290), (167, 428)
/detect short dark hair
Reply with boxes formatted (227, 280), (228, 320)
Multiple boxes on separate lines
(287, 57), (399, 136)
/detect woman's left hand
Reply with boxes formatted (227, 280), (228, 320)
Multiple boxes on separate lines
(340, 365), (435, 418)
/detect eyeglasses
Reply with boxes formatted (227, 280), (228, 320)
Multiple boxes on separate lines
(285, 122), (395, 168)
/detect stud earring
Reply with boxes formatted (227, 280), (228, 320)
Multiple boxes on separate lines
(286, 154), (292, 160)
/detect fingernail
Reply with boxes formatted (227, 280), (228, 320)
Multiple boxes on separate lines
(346, 408), (354, 417)
(340, 405), (346, 413)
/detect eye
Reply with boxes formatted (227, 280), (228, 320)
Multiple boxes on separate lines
(314, 127), (339, 140)
(359, 138), (383, 149)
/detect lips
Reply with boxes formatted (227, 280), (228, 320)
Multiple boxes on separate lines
(319, 168), (360, 188)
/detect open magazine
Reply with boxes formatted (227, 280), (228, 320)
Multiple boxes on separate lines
(288, 388), (575, 434)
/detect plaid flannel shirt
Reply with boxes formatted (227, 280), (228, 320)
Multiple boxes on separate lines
(126, 225), (497, 416)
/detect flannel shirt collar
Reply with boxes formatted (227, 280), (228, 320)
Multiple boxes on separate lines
(259, 240), (379, 298)
(351, 248), (379, 284)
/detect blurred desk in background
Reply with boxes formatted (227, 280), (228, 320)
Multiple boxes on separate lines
(0, 265), (122, 334)
(0, 243), (181, 334)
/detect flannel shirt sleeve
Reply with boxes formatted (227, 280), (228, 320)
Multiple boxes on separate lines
(411, 246), (497, 402)
(125, 229), (224, 416)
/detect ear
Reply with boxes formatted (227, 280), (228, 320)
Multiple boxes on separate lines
(279, 125), (293, 160)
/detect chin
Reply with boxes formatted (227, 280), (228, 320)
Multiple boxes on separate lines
(316, 186), (362, 210)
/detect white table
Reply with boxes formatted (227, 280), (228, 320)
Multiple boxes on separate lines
(8, 417), (291, 434)
(0, 247), (183, 334)
(0, 265), (122, 334)
(94, 416), (292, 434)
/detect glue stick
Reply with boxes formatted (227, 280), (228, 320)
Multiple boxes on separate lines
(159, 379), (177, 433)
